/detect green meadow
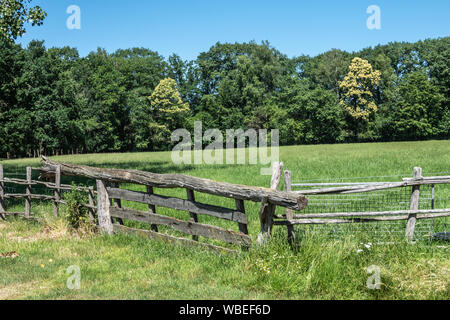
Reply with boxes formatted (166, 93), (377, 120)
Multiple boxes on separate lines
(0, 140), (449, 299)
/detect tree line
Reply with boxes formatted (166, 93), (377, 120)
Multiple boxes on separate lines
(0, 34), (448, 158)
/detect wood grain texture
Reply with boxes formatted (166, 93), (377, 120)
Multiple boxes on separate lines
(107, 187), (248, 224)
(405, 167), (422, 241)
(41, 157), (307, 210)
(0, 165), (5, 219)
(53, 165), (60, 217)
(96, 179), (113, 235)
(146, 186), (158, 232)
(186, 188), (199, 241)
(25, 167), (31, 218)
(257, 162), (283, 245)
(110, 207), (251, 247)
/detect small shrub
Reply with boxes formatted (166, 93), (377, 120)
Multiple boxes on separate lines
(64, 185), (94, 232)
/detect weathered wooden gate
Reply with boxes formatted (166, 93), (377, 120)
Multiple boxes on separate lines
(39, 158), (307, 252)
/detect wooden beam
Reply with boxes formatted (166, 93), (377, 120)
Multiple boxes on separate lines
(25, 167), (31, 218)
(96, 179), (113, 235)
(284, 170), (295, 244)
(40, 157), (307, 210)
(146, 186), (158, 232)
(110, 207), (251, 247)
(406, 167), (422, 241)
(113, 224), (238, 254)
(275, 208), (450, 219)
(257, 162), (283, 245)
(53, 165), (60, 217)
(274, 212), (450, 225)
(0, 165), (5, 220)
(186, 188), (198, 241)
(107, 187), (248, 224)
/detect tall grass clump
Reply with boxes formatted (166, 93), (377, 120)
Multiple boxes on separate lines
(63, 185), (95, 235)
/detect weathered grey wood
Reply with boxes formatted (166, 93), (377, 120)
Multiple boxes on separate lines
(1, 177), (95, 193)
(274, 208), (450, 219)
(3, 193), (55, 200)
(107, 187), (248, 224)
(186, 188), (199, 241)
(113, 224), (238, 254)
(110, 207), (251, 247)
(0, 165), (5, 219)
(53, 165), (60, 217)
(257, 162), (283, 245)
(406, 167), (422, 241)
(403, 175), (450, 181)
(146, 186), (158, 232)
(41, 157), (307, 210)
(235, 199), (248, 235)
(274, 212), (450, 225)
(25, 167), (31, 218)
(96, 179), (113, 235)
(294, 178), (450, 196)
(284, 170), (295, 244)
(111, 182), (124, 225)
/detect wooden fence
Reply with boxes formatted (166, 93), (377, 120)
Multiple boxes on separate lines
(3, 157), (447, 249)
(277, 167), (450, 243)
(0, 164), (97, 221)
(0, 157), (307, 252)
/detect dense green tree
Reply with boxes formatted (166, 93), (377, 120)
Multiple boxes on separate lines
(0, 0), (46, 42)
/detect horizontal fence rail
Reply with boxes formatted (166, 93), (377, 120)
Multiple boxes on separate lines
(279, 166), (449, 243)
(37, 157), (306, 250)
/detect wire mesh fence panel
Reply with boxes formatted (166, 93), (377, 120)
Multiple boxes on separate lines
(291, 177), (450, 242)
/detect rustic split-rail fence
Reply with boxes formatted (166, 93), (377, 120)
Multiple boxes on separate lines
(0, 157), (449, 252)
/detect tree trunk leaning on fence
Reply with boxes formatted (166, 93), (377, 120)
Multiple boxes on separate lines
(40, 156), (307, 211)
(257, 162), (283, 245)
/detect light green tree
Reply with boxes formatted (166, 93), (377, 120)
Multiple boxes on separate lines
(147, 78), (190, 149)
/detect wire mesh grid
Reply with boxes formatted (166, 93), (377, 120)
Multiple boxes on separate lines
(292, 179), (450, 242)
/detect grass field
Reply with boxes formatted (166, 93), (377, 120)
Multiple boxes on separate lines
(0, 140), (449, 299)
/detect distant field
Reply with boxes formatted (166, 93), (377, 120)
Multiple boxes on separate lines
(0, 140), (449, 299)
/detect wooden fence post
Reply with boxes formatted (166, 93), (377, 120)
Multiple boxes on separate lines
(53, 165), (61, 217)
(147, 186), (158, 232)
(235, 199), (249, 250)
(112, 182), (124, 225)
(96, 179), (113, 235)
(405, 167), (422, 241)
(0, 165), (5, 219)
(284, 170), (295, 244)
(25, 167), (32, 218)
(88, 187), (95, 223)
(257, 162), (283, 245)
(186, 188), (199, 241)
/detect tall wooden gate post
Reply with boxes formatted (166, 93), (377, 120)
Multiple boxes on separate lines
(405, 167), (422, 241)
(53, 165), (61, 217)
(284, 170), (295, 244)
(25, 167), (32, 218)
(96, 179), (113, 235)
(257, 162), (283, 245)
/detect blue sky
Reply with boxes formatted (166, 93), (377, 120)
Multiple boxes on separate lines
(18, 0), (450, 60)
